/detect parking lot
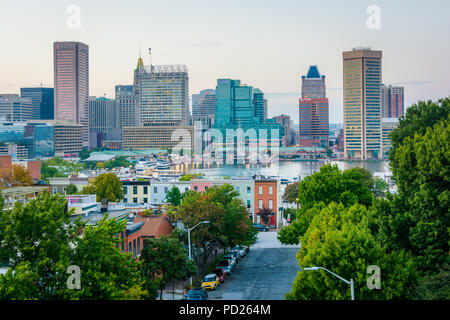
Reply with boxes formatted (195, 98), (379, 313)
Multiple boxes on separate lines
(207, 230), (301, 300)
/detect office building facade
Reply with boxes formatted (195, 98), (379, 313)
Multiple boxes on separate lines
(53, 41), (89, 147)
(88, 96), (120, 148)
(0, 94), (32, 122)
(135, 63), (189, 126)
(192, 89), (215, 117)
(115, 85), (139, 128)
(299, 66), (329, 148)
(343, 48), (382, 160)
(20, 87), (54, 120)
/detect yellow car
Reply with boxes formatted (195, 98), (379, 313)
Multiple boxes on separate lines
(201, 274), (220, 290)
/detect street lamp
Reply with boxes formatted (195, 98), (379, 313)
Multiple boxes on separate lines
(188, 220), (210, 286)
(303, 266), (355, 300)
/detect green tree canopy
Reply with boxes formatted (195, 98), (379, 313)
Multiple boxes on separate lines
(65, 183), (78, 195)
(282, 182), (299, 203)
(81, 172), (124, 202)
(287, 202), (417, 300)
(141, 234), (196, 300)
(166, 186), (182, 206)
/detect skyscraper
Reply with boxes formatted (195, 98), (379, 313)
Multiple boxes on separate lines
(135, 62), (189, 126)
(192, 89), (215, 117)
(343, 48), (382, 160)
(88, 96), (120, 148)
(298, 66), (329, 148)
(253, 88), (267, 124)
(53, 41), (89, 147)
(115, 85), (139, 128)
(20, 87), (54, 120)
(382, 84), (405, 118)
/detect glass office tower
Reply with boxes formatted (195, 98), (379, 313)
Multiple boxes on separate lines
(20, 87), (54, 120)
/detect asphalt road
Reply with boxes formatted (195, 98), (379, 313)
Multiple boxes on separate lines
(208, 231), (301, 300)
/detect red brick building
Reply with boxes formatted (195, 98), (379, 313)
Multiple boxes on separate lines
(254, 179), (278, 228)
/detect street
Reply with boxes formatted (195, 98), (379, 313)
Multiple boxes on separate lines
(208, 230), (301, 300)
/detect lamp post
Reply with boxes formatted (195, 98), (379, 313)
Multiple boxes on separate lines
(303, 266), (355, 300)
(188, 220), (210, 286)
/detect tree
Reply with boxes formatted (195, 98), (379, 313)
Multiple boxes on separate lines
(286, 203), (417, 300)
(179, 173), (201, 181)
(140, 234), (196, 300)
(414, 263), (450, 300)
(372, 117), (450, 272)
(0, 164), (33, 187)
(166, 186), (182, 206)
(81, 172), (124, 202)
(0, 191), (147, 300)
(278, 165), (374, 245)
(65, 183), (78, 195)
(282, 182), (299, 203)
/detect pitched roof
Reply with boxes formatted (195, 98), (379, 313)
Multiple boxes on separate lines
(306, 65), (321, 79)
(134, 215), (174, 238)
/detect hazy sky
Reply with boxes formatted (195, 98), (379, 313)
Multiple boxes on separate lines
(1, 0), (449, 124)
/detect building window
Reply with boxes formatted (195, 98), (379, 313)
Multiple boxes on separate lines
(258, 200), (263, 209)
(247, 187), (251, 195)
(129, 242), (132, 253)
(133, 239), (136, 259)
(143, 186), (148, 194)
(154, 187), (158, 194)
(133, 198), (138, 203)
(123, 198), (127, 203)
(137, 237), (141, 256)
(268, 199), (273, 210)
(268, 186), (273, 195)
(52, 187), (57, 194)
(258, 186), (263, 195)
(133, 186), (137, 194)
(194, 186), (198, 191)
(164, 187), (168, 193)
(236, 186), (240, 194)
(143, 198), (148, 203)
(62, 187), (66, 194)
(205, 186), (208, 190)
(185, 187), (189, 192)
(154, 198), (157, 203)
(124, 187), (127, 194)
(247, 200), (251, 209)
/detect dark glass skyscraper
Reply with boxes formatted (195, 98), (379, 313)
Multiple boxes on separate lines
(20, 87), (54, 120)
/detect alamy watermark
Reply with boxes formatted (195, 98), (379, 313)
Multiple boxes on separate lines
(367, 265), (381, 289)
(66, 265), (81, 289)
(366, 5), (381, 30)
(66, 5), (81, 30)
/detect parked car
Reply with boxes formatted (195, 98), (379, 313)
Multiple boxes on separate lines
(201, 274), (220, 291)
(184, 288), (208, 300)
(223, 254), (237, 270)
(213, 268), (227, 283)
(253, 223), (270, 232)
(233, 245), (246, 258)
(217, 259), (232, 275)
(229, 250), (241, 262)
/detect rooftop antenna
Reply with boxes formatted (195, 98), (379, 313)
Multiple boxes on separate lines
(148, 47), (152, 72)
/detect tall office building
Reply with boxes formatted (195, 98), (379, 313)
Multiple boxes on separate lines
(253, 88), (267, 124)
(192, 89), (215, 116)
(272, 114), (292, 147)
(88, 97), (120, 148)
(298, 66), (329, 148)
(115, 85), (139, 128)
(382, 84), (404, 118)
(134, 62), (189, 126)
(301, 65), (326, 99)
(343, 48), (382, 160)
(20, 87), (54, 120)
(53, 41), (89, 147)
(0, 94), (32, 122)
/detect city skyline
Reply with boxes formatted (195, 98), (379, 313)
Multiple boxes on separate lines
(1, 0), (449, 124)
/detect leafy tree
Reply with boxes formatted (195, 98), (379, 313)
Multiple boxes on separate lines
(286, 203), (417, 300)
(0, 164), (33, 187)
(104, 156), (132, 170)
(141, 234), (195, 300)
(179, 173), (201, 181)
(278, 165), (374, 245)
(282, 182), (299, 203)
(389, 97), (450, 170)
(81, 172), (124, 202)
(414, 263), (450, 300)
(0, 191), (147, 300)
(373, 117), (450, 272)
(282, 208), (297, 222)
(166, 186), (182, 206)
(65, 183), (78, 195)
